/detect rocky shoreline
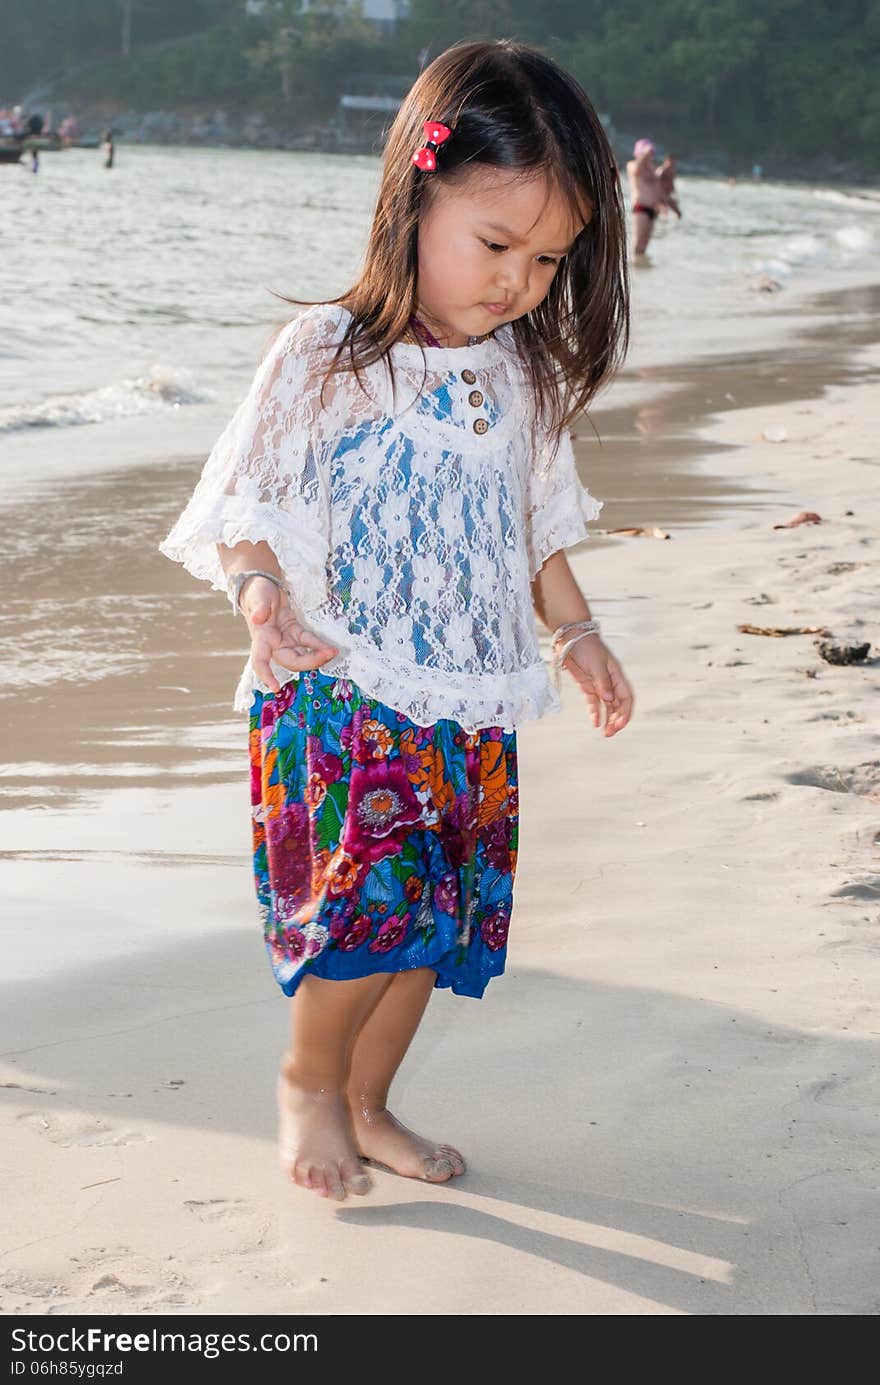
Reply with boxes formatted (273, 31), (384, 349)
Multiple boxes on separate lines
(71, 105), (358, 153)
(63, 104), (879, 186)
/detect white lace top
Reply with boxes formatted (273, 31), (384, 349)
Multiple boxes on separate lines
(158, 302), (603, 732)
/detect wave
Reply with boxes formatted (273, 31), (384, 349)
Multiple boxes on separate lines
(811, 188), (880, 212)
(835, 224), (875, 251)
(0, 364), (214, 433)
(748, 231), (832, 281)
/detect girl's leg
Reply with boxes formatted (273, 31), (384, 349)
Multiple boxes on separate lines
(279, 971), (394, 1201)
(345, 967), (466, 1183)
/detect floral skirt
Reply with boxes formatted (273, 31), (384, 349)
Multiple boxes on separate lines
(248, 670), (519, 1000)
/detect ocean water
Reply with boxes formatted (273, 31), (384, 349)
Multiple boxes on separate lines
(1, 143), (879, 441)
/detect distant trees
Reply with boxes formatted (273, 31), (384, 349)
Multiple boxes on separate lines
(4, 0), (878, 168)
(1, 2), (243, 92)
(245, 0), (377, 104)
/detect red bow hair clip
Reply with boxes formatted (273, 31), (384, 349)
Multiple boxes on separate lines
(411, 120), (451, 172)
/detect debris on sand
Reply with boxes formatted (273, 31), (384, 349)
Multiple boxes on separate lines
(603, 525), (671, 540)
(814, 639), (871, 666)
(772, 510), (822, 528)
(738, 623), (832, 638)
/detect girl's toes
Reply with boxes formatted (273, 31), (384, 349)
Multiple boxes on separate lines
(323, 1166), (347, 1201)
(292, 1159), (311, 1189)
(421, 1154), (455, 1183)
(437, 1145), (466, 1175)
(308, 1166), (329, 1197)
(341, 1160), (372, 1197)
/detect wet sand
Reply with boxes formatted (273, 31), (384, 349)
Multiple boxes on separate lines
(1, 284), (879, 1315)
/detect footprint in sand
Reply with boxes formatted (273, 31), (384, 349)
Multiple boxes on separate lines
(0, 1270), (66, 1310)
(808, 1071), (880, 1109)
(183, 1198), (253, 1224)
(786, 762), (880, 800)
(16, 1111), (151, 1147)
(785, 766), (880, 911)
(88, 1273), (153, 1301)
(80, 1250), (197, 1313)
(829, 878), (880, 902)
(1, 1248), (199, 1316)
(183, 1199), (280, 1261)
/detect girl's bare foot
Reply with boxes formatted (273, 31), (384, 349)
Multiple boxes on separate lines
(278, 1056), (372, 1200)
(349, 1103), (466, 1183)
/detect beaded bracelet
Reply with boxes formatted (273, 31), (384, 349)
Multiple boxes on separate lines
(550, 618), (602, 690)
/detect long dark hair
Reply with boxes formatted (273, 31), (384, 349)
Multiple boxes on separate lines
(279, 38), (629, 445)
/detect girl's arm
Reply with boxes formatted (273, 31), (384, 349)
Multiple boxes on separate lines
(216, 538), (284, 587)
(530, 549), (593, 632)
(531, 551), (634, 737)
(217, 537), (286, 619)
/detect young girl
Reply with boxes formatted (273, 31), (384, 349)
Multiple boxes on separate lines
(159, 38), (634, 1202)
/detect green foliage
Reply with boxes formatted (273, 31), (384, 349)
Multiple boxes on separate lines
(553, 0), (879, 165)
(1, 1), (242, 94)
(4, 0), (878, 169)
(60, 18), (263, 107)
(244, 0), (380, 113)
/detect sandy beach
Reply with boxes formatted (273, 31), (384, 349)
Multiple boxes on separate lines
(1, 264), (878, 1314)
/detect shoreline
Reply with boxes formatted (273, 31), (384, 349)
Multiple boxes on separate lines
(585, 279), (880, 536)
(1, 276), (879, 1313)
(2, 273), (878, 497)
(45, 129), (880, 189)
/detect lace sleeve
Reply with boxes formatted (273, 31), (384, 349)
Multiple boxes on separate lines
(525, 425), (603, 580)
(158, 306), (342, 612)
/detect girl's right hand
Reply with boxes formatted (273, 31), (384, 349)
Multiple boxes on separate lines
(239, 576), (339, 693)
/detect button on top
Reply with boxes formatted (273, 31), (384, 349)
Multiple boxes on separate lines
(472, 417), (489, 435)
(468, 389), (484, 407)
(461, 368), (477, 384)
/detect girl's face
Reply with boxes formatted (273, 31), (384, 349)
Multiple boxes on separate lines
(416, 167), (587, 347)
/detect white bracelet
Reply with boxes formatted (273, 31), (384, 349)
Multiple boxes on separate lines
(551, 618), (600, 644)
(550, 618), (601, 690)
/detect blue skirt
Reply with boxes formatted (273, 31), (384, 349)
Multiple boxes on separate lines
(248, 669), (519, 999)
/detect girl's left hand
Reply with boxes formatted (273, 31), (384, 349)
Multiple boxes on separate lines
(560, 635), (635, 737)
